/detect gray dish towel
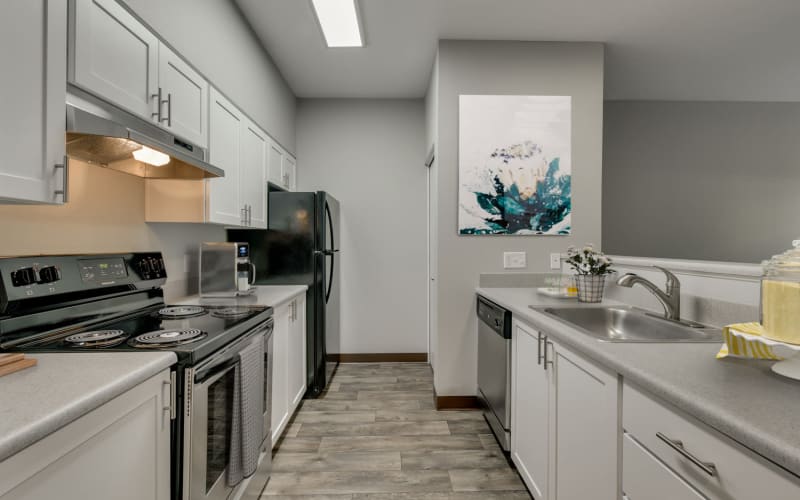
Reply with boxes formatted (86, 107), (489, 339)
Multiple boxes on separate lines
(228, 334), (265, 486)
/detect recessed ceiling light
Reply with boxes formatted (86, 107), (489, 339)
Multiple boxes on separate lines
(311, 0), (364, 48)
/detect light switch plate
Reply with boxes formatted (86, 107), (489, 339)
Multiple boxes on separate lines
(503, 252), (527, 269)
(550, 253), (562, 270)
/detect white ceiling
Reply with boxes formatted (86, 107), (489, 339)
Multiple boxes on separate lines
(235, 0), (800, 101)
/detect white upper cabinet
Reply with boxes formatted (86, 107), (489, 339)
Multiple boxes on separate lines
(0, 0), (67, 204)
(267, 142), (285, 188)
(72, 0), (159, 121)
(71, 0), (208, 147)
(157, 44), (208, 147)
(240, 117), (268, 229)
(207, 88), (242, 226)
(267, 141), (296, 191)
(282, 154), (297, 191)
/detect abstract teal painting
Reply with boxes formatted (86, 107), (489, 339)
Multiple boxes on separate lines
(458, 95), (572, 235)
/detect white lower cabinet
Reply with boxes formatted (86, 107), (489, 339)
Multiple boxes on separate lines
(271, 301), (290, 443)
(511, 319), (619, 500)
(288, 295), (307, 407)
(512, 321), (550, 499)
(623, 381), (800, 500)
(271, 292), (307, 446)
(0, 369), (171, 500)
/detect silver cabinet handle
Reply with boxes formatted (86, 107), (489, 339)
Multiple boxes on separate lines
(151, 87), (162, 121)
(241, 206), (247, 225)
(54, 156), (68, 203)
(163, 373), (176, 420)
(537, 332), (545, 366)
(248, 204), (252, 225)
(656, 432), (717, 476)
(160, 93), (171, 127)
(544, 339), (554, 369)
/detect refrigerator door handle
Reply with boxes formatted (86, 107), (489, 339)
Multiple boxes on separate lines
(325, 252), (334, 304)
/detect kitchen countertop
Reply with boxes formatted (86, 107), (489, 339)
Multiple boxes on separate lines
(0, 351), (176, 462)
(477, 287), (800, 478)
(176, 285), (308, 308)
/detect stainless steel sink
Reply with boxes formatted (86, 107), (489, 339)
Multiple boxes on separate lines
(535, 306), (722, 343)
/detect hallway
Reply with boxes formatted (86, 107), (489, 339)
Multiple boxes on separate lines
(262, 362), (531, 498)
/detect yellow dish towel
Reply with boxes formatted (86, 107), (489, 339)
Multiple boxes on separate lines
(716, 322), (783, 360)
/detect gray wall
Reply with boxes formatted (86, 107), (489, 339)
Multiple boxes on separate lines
(124, 0), (297, 153)
(434, 41), (605, 396)
(296, 99), (429, 354)
(603, 101), (800, 263)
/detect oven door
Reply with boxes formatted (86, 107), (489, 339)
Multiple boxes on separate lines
(184, 320), (272, 500)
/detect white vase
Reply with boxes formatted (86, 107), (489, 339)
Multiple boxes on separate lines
(575, 275), (606, 303)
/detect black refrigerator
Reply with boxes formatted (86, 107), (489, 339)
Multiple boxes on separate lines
(228, 191), (340, 397)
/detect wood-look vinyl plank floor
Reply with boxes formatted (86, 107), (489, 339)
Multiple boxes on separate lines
(263, 362), (531, 499)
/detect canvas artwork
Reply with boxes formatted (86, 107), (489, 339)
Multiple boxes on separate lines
(458, 95), (572, 235)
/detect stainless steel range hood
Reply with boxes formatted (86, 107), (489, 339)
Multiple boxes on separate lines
(66, 85), (223, 179)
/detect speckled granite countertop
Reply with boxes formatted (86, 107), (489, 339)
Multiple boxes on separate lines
(176, 285), (308, 308)
(0, 352), (176, 462)
(477, 287), (800, 477)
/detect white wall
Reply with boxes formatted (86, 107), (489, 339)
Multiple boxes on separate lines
(123, 0), (297, 152)
(296, 99), (428, 354)
(433, 41), (605, 396)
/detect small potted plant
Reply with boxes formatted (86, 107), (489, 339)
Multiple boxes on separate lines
(565, 244), (614, 303)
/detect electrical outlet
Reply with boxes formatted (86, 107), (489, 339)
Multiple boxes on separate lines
(503, 252), (527, 269)
(550, 253), (562, 270)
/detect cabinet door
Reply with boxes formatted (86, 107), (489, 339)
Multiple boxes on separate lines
(158, 43), (208, 147)
(0, 370), (171, 499)
(282, 154), (296, 191)
(271, 303), (290, 446)
(240, 118), (268, 229)
(511, 321), (550, 500)
(267, 141), (285, 187)
(207, 87), (242, 226)
(0, 0), (66, 204)
(72, 0), (159, 121)
(288, 296), (307, 408)
(551, 340), (619, 500)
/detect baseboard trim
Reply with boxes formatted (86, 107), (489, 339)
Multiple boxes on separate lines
(435, 395), (481, 410)
(329, 353), (428, 363)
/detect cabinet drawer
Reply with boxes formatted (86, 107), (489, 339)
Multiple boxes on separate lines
(623, 381), (800, 499)
(623, 432), (704, 500)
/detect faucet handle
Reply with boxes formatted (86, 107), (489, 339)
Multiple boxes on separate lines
(653, 266), (680, 294)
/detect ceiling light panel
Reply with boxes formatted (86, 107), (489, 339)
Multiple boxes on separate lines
(311, 0), (363, 48)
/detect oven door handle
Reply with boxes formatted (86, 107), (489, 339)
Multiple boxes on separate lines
(193, 318), (274, 383)
(195, 357), (239, 385)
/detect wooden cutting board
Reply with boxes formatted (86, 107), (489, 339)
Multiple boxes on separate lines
(0, 356), (37, 377)
(0, 353), (25, 367)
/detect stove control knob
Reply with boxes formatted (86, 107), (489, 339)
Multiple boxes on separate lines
(138, 260), (151, 276)
(11, 267), (37, 287)
(38, 266), (61, 284)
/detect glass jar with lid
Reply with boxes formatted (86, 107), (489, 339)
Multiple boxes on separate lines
(761, 240), (800, 344)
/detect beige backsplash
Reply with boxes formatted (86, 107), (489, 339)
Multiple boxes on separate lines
(0, 160), (224, 299)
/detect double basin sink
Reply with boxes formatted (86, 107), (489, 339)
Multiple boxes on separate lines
(534, 305), (722, 343)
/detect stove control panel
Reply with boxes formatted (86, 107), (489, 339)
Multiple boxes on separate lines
(0, 252), (167, 315)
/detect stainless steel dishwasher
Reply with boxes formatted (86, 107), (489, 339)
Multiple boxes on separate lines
(476, 295), (512, 451)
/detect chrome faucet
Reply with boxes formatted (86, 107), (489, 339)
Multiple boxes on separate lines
(616, 266), (681, 321)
